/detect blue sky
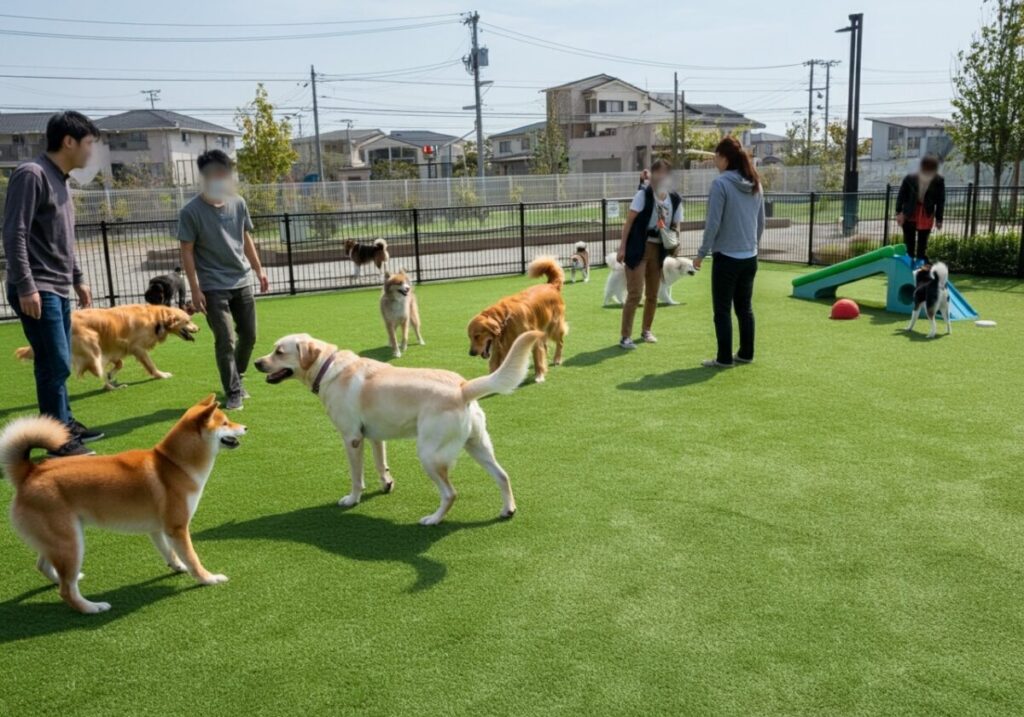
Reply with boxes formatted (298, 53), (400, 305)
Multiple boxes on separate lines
(0, 1), (985, 139)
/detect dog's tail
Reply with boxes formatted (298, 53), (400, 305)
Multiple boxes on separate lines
(13, 346), (34, 362)
(528, 256), (564, 290)
(574, 241), (587, 252)
(605, 252), (621, 270)
(373, 238), (388, 250)
(931, 262), (948, 287)
(461, 330), (543, 403)
(0, 416), (70, 488)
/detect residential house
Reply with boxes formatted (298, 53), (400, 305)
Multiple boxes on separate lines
(490, 121), (545, 176)
(0, 111), (111, 182)
(544, 74), (763, 173)
(292, 127), (385, 182)
(748, 132), (791, 165)
(96, 109), (239, 186)
(868, 116), (953, 162)
(358, 131), (467, 179)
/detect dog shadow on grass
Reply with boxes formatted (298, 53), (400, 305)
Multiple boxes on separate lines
(0, 381), (156, 422)
(0, 573), (197, 644)
(90, 407), (186, 438)
(195, 503), (504, 594)
(617, 367), (717, 391)
(359, 345), (396, 362)
(563, 345), (630, 368)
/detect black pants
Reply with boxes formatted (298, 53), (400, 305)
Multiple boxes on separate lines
(711, 253), (757, 364)
(902, 223), (931, 261)
(204, 286), (257, 399)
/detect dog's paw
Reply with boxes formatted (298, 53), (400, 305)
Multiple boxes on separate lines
(79, 600), (112, 614)
(534, 374), (546, 383)
(168, 561), (188, 573)
(199, 573), (229, 586)
(500, 506), (517, 519)
(381, 478), (395, 493)
(338, 494), (361, 507)
(156, 371), (173, 380)
(392, 350), (402, 358)
(419, 513), (444, 526)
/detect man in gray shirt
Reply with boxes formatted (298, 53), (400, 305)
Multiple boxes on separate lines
(3, 111), (103, 457)
(178, 149), (269, 410)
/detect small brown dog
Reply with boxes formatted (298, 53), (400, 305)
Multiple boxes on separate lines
(14, 304), (199, 390)
(467, 256), (567, 383)
(569, 241), (590, 283)
(344, 238), (389, 278)
(0, 395), (245, 614)
(380, 269), (424, 358)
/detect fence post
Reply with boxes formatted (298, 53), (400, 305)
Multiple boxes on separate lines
(882, 184), (892, 246)
(963, 183), (974, 240)
(807, 192), (817, 266)
(99, 220), (116, 306)
(283, 213), (296, 295)
(412, 208), (422, 284)
(601, 198), (608, 260)
(1018, 214), (1024, 279)
(970, 182), (980, 237)
(519, 202), (527, 274)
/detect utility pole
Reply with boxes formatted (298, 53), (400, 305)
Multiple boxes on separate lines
(837, 13), (864, 234)
(680, 89), (686, 165)
(816, 60), (839, 153)
(805, 61), (816, 167)
(672, 72), (679, 168)
(463, 11), (485, 179)
(310, 64), (324, 183)
(342, 119), (354, 167)
(141, 89), (160, 109)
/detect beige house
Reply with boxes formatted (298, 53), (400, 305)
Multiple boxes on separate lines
(359, 131), (467, 179)
(292, 127), (385, 181)
(0, 111), (112, 184)
(491, 121), (545, 176)
(96, 110), (238, 186)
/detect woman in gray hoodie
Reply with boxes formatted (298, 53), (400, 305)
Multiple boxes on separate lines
(694, 137), (765, 368)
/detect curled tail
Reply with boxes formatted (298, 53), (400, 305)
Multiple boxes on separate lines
(0, 416), (69, 487)
(373, 238), (388, 250)
(528, 256), (564, 290)
(932, 262), (949, 287)
(14, 346), (34, 362)
(461, 331), (543, 403)
(574, 241), (587, 252)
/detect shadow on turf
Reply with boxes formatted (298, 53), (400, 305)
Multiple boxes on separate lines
(0, 379), (162, 422)
(563, 345), (630, 367)
(617, 366), (718, 391)
(90, 407), (187, 437)
(195, 503), (504, 593)
(0, 573), (198, 643)
(359, 345), (396, 362)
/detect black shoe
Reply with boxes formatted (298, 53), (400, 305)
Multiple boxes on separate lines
(47, 438), (96, 458)
(70, 419), (105, 443)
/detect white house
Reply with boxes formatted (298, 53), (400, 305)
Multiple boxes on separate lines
(868, 116), (953, 162)
(359, 131), (467, 179)
(748, 132), (791, 165)
(490, 121), (545, 176)
(292, 127), (385, 182)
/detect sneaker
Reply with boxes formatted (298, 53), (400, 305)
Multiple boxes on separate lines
(619, 337), (638, 350)
(47, 438), (95, 458)
(640, 330), (658, 344)
(224, 395), (244, 411)
(701, 359), (735, 368)
(240, 387), (251, 400)
(733, 355), (754, 364)
(69, 419), (105, 443)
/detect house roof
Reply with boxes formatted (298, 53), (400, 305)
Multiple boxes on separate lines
(96, 109), (239, 135)
(543, 73), (619, 92)
(490, 121), (546, 139)
(491, 151), (533, 162)
(0, 112), (60, 134)
(293, 128), (383, 145)
(749, 132), (788, 143)
(867, 116), (950, 129)
(386, 130), (460, 147)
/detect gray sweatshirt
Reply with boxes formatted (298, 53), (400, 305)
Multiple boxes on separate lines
(698, 170), (765, 259)
(2, 154), (82, 297)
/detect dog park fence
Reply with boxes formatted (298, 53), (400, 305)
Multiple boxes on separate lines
(1, 184), (1023, 321)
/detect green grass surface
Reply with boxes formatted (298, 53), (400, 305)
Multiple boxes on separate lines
(1, 265), (1023, 716)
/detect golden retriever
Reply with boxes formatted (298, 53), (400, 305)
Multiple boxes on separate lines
(14, 304), (199, 390)
(467, 256), (567, 383)
(0, 395), (244, 613)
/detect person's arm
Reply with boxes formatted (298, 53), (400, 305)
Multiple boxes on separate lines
(71, 254), (91, 308)
(695, 181), (725, 269)
(895, 176), (909, 225)
(756, 193), (766, 243)
(670, 194), (683, 232)
(180, 241), (205, 314)
(243, 231), (269, 293)
(934, 177), (945, 229)
(2, 168), (44, 318)
(617, 211), (638, 264)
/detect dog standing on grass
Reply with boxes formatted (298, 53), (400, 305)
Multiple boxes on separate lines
(145, 267), (189, 310)
(569, 241), (590, 283)
(906, 261), (952, 338)
(381, 269), (424, 358)
(345, 238), (389, 278)
(0, 395), (244, 614)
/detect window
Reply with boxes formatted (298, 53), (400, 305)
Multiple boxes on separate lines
(498, 140), (512, 154)
(181, 131), (191, 144)
(521, 136), (531, 151)
(598, 100), (624, 113)
(627, 101), (638, 111)
(217, 136), (232, 149)
(585, 99), (597, 113)
(11, 134), (25, 145)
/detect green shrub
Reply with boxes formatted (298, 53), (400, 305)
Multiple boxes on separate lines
(928, 231), (1021, 277)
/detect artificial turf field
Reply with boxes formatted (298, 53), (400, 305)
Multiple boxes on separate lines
(1, 263), (1022, 716)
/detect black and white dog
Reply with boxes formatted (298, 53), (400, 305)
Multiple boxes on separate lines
(569, 241), (590, 283)
(906, 262), (951, 338)
(145, 267), (188, 310)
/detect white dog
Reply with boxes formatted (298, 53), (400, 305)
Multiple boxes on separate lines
(255, 330), (542, 525)
(603, 252), (698, 306)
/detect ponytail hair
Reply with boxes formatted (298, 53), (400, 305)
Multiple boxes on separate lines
(714, 136), (761, 193)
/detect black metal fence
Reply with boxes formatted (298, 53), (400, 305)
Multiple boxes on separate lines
(2, 185), (1023, 320)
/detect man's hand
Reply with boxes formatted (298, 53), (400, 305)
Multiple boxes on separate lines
(192, 287), (207, 314)
(693, 256), (703, 271)
(896, 212), (905, 227)
(74, 284), (92, 308)
(257, 272), (270, 294)
(19, 292), (42, 319)
(616, 247), (626, 264)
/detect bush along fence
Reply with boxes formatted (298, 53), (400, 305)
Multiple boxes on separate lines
(1, 185), (1022, 321)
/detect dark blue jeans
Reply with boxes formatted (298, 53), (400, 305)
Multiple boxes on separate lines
(710, 254), (757, 364)
(8, 287), (74, 426)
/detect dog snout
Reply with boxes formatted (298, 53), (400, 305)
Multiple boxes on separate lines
(468, 349), (477, 357)
(254, 358), (268, 372)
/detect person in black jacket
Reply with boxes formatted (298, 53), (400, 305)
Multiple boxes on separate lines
(895, 155), (945, 263)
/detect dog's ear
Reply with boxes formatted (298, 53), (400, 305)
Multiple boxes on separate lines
(198, 393), (217, 407)
(298, 340), (322, 371)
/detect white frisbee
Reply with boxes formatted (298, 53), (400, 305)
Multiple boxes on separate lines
(975, 320), (997, 328)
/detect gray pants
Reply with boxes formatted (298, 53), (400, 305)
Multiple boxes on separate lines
(204, 286), (256, 400)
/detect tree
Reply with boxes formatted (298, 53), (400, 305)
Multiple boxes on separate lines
(951, 0), (1024, 230)
(530, 108), (568, 175)
(657, 119), (746, 161)
(453, 140), (491, 177)
(371, 159), (419, 180)
(235, 84), (298, 184)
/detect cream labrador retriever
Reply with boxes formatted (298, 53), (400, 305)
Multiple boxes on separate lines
(254, 330), (541, 525)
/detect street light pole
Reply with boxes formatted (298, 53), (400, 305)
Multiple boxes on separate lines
(464, 11), (485, 179)
(310, 64), (324, 183)
(837, 13), (864, 234)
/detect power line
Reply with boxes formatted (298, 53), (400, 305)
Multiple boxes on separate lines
(0, 11), (461, 28)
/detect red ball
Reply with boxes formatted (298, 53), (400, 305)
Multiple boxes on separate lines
(830, 298), (860, 320)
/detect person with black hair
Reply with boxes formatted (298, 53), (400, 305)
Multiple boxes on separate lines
(178, 149), (269, 410)
(895, 155), (945, 264)
(2, 111), (104, 457)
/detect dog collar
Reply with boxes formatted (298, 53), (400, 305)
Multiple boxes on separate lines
(311, 352), (339, 395)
